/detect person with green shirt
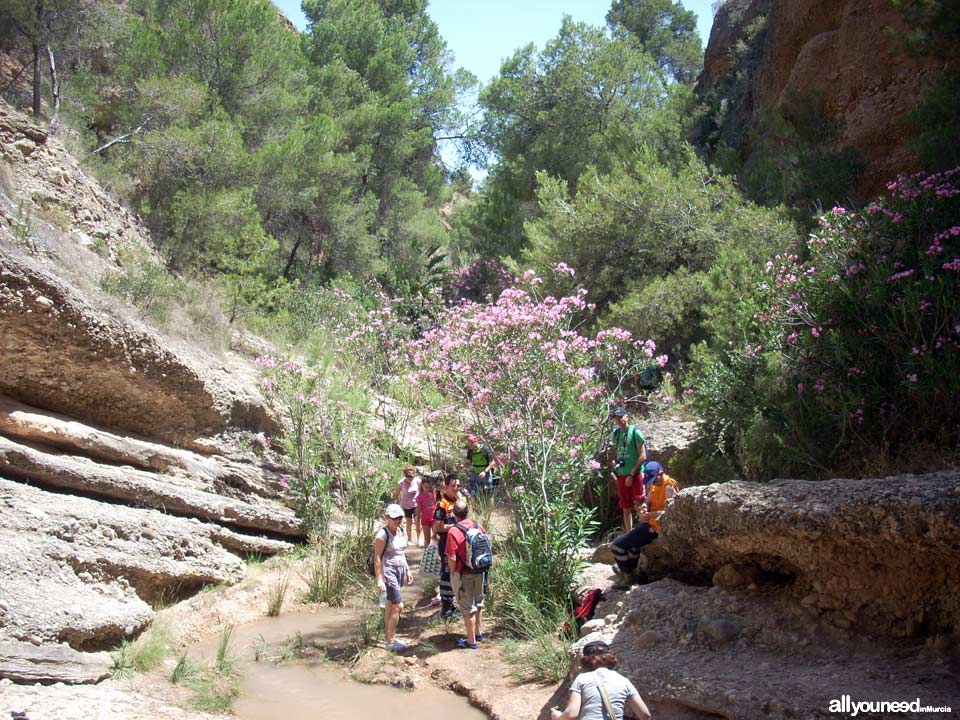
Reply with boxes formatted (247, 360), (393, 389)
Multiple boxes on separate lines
(610, 407), (646, 531)
(465, 434), (496, 497)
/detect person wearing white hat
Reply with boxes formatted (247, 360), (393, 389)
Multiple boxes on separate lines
(374, 503), (412, 651)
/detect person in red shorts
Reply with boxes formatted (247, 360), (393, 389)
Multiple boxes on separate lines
(610, 407), (646, 531)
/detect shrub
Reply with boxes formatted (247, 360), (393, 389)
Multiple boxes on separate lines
(693, 167), (960, 477)
(409, 268), (658, 617)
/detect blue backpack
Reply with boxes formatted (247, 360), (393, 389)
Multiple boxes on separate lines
(455, 521), (493, 572)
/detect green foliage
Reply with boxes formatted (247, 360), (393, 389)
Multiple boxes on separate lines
(692, 168), (960, 478)
(214, 624), (237, 675)
(524, 154), (800, 356)
(170, 651), (201, 684)
(470, 18), (688, 257)
(301, 537), (362, 605)
(606, 0), (704, 84)
(99, 248), (186, 323)
(738, 93), (865, 211)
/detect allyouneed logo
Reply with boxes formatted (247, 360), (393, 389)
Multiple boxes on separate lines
(829, 696), (952, 716)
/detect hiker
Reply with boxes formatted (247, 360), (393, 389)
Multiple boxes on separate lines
(416, 474), (436, 547)
(551, 640), (651, 720)
(610, 460), (678, 585)
(434, 473), (465, 619)
(610, 407), (646, 531)
(464, 434), (497, 497)
(374, 503), (412, 652)
(445, 500), (490, 649)
(395, 465), (421, 544)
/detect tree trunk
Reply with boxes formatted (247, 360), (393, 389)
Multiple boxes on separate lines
(31, 42), (42, 119)
(282, 236), (303, 279)
(46, 44), (59, 131)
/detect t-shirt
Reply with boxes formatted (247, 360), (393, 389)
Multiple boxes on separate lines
(416, 488), (436, 519)
(647, 474), (679, 533)
(374, 527), (408, 568)
(466, 445), (493, 474)
(445, 518), (486, 574)
(612, 425), (644, 476)
(569, 668), (640, 720)
(398, 476), (420, 510)
(434, 492), (461, 554)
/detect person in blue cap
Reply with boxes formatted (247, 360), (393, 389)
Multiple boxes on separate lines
(609, 460), (679, 587)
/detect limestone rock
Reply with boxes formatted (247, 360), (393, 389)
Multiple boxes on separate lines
(0, 641), (111, 684)
(0, 434), (303, 537)
(646, 474), (960, 636)
(0, 249), (278, 447)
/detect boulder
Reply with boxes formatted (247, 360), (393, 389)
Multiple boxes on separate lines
(589, 578), (957, 720)
(647, 473), (960, 637)
(0, 641), (111, 685)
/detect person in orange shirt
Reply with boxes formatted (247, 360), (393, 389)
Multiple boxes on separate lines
(610, 461), (678, 585)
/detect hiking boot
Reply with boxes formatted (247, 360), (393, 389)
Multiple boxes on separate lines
(456, 638), (478, 650)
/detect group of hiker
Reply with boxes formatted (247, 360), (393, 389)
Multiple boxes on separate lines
(373, 442), (494, 652)
(371, 408), (673, 718)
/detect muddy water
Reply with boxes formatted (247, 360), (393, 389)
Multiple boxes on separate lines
(191, 608), (488, 720)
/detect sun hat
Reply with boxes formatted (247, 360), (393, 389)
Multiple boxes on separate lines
(582, 640), (610, 656)
(385, 503), (404, 519)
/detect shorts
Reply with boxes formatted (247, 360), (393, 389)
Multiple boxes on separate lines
(382, 563), (409, 604)
(403, 506), (416, 519)
(616, 474), (642, 509)
(452, 571), (485, 615)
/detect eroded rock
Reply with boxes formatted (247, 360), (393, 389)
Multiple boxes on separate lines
(0, 477), (276, 654)
(648, 473), (960, 637)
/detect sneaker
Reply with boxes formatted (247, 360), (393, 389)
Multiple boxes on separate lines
(386, 641), (407, 652)
(475, 633), (485, 642)
(456, 638), (478, 650)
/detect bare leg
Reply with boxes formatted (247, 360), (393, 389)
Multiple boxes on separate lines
(385, 601), (403, 644)
(622, 507), (633, 531)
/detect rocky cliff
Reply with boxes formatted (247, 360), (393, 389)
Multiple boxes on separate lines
(699, 0), (951, 197)
(0, 99), (303, 685)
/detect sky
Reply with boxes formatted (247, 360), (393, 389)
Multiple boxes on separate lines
(271, 0), (717, 86)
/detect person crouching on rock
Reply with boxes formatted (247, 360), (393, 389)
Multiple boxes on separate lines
(550, 640), (651, 720)
(610, 460), (678, 586)
(375, 503), (413, 652)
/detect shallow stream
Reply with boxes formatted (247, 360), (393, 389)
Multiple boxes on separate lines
(190, 591), (487, 719)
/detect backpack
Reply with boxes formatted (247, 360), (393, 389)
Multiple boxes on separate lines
(454, 521), (493, 572)
(366, 528), (392, 576)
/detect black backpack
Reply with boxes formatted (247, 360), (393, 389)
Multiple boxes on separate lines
(366, 527), (393, 576)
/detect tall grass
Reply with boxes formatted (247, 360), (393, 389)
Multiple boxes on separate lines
(214, 624), (236, 675)
(266, 573), (290, 616)
(110, 616), (175, 678)
(302, 538), (360, 605)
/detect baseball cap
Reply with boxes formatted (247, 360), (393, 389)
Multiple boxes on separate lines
(582, 640), (610, 656)
(611, 407), (628, 417)
(385, 503), (404, 519)
(643, 461), (662, 483)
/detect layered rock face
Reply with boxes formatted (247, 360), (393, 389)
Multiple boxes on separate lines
(0, 101), (302, 685)
(699, 0), (950, 196)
